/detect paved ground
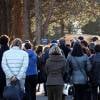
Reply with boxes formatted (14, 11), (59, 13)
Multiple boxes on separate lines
(36, 84), (47, 100)
(36, 84), (73, 100)
(36, 95), (47, 100)
(36, 95), (73, 100)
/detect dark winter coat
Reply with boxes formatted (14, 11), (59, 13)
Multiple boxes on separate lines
(45, 55), (66, 85)
(0, 45), (9, 77)
(89, 53), (100, 84)
(0, 45), (9, 98)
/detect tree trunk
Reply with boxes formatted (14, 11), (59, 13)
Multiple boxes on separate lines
(0, 0), (8, 35)
(60, 19), (64, 36)
(6, 0), (12, 36)
(42, 0), (56, 37)
(23, 0), (32, 41)
(11, 0), (23, 38)
(34, 0), (42, 44)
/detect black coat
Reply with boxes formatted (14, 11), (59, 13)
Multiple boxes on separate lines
(59, 44), (70, 58)
(0, 45), (9, 77)
(89, 53), (100, 84)
(0, 45), (9, 98)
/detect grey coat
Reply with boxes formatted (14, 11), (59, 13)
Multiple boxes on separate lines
(45, 55), (66, 85)
(66, 54), (91, 84)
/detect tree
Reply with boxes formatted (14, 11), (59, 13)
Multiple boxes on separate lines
(23, 0), (31, 40)
(42, 0), (56, 37)
(34, 0), (42, 44)
(6, 0), (12, 36)
(0, 0), (8, 34)
(0, 0), (100, 42)
(11, 0), (23, 38)
(82, 18), (100, 35)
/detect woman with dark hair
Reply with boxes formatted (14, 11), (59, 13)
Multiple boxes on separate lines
(59, 39), (70, 58)
(36, 46), (43, 91)
(81, 40), (90, 56)
(0, 35), (9, 99)
(24, 42), (38, 100)
(66, 41), (91, 100)
(36, 45), (46, 93)
(71, 42), (84, 57)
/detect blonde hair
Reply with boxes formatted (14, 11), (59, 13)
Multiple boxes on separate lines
(49, 45), (62, 55)
(11, 38), (22, 48)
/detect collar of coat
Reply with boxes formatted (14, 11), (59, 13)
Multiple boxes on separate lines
(11, 46), (20, 50)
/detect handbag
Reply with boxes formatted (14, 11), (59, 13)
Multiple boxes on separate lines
(68, 84), (75, 95)
(63, 84), (74, 96)
(3, 79), (23, 100)
(63, 84), (68, 95)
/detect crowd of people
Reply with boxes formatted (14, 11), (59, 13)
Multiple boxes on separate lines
(0, 34), (100, 100)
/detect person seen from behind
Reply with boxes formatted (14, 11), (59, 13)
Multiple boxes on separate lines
(89, 44), (100, 100)
(24, 42), (38, 100)
(81, 40), (90, 56)
(59, 39), (70, 58)
(66, 41), (91, 100)
(0, 35), (10, 99)
(45, 45), (67, 100)
(36, 45), (45, 92)
(41, 46), (50, 96)
(2, 38), (29, 92)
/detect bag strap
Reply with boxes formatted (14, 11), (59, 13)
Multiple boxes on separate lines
(72, 56), (87, 79)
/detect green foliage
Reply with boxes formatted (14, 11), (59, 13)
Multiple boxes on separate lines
(45, 32), (62, 40)
(82, 18), (100, 35)
(0, 0), (100, 41)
